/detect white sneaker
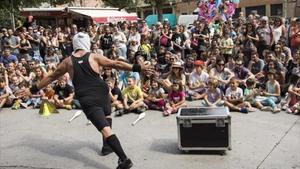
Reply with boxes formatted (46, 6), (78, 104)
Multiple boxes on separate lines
(261, 106), (273, 111)
(286, 108), (292, 114)
(281, 104), (288, 110)
(272, 107), (281, 113)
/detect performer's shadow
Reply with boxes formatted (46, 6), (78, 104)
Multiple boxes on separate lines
(150, 139), (226, 155)
(13, 135), (110, 169)
(150, 139), (180, 154)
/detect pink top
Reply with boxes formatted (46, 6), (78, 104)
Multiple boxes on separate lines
(168, 91), (185, 103)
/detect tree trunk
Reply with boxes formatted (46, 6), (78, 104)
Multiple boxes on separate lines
(156, 4), (163, 22)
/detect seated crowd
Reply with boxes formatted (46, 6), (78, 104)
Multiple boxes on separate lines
(1, 13), (300, 116)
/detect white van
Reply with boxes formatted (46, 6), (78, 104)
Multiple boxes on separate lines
(177, 15), (198, 27)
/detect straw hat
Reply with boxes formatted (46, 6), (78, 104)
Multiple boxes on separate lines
(172, 62), (183, 69)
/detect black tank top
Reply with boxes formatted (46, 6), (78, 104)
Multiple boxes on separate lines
(71, 52), (110, 107)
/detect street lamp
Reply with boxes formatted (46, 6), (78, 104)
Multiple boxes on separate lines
(168, 0), (175, 14)
(10, 0), (15, 30)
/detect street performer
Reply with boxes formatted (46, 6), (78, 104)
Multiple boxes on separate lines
(18, 32), (153, 169)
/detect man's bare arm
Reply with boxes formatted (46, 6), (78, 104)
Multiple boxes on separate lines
(95, 54), (133, 71)
(37, 59), (68, 90)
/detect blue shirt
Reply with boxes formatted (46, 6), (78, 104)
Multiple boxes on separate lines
(0, 55), (18, 66)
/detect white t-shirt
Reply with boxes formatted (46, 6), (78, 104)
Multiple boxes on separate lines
(113, 32), (127, 48)
(210, 67), (233, 81)
(128, 32), (141, 46)
(189, 70), (209, 85)
(225, 87), (243, 100)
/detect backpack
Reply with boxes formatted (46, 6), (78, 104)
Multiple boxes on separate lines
(160, 35), (169, 47)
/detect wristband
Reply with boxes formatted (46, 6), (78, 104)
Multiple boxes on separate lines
(132, 64), (141, 72)
(30, 84), (40, 94)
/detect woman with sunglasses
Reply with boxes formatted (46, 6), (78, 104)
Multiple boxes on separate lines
(209, 59), (234, 92)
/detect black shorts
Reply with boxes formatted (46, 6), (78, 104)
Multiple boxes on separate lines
(79, 97), (112, 131)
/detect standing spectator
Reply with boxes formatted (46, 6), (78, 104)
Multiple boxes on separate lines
(256, 16), (274, 57)
(159, 26), (172, 50)
(220, 30), (234, 62)
(4, 29), (20, 57)
(139, 20), (150, 37)
(242, 23), (259, 66)
(19, 33), (32, 61)
(290, 18), (300, 54)
(27, 27), (42, 61)
(112, 26), (127, 58)
(128, 26), (141, 52)
(100, 26), (113, 56)
(273, 17), (287, 44)
(171, 25), (186, 54)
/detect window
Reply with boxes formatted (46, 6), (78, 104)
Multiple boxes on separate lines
(144, 10), (153, 18)
(233, 8), (241, 18)
(163, 8), (173, 14)
(246, 5), (266, 17)
(271, 4), (283, 16)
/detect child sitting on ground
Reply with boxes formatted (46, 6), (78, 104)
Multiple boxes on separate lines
(42, 84), (55, 104)
(260, 71), (281, 113)
(144, 80), (166, 111)
(283, 74), (300, 114)
(164, 81), (187, 116)
(224, 78), (253, 114)
(244, 78), (264, 110)
(0, 78), (10, 109)
(106, 78), (124, 116)
(201, 78), (224, 107)
(122, 76), (145, 114)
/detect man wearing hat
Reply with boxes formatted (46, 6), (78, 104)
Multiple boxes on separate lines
(19, 32), (153, 169)
(187, 60), (209, 100)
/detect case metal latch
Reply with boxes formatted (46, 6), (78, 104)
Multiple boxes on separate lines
(216, 118), (225, 127)
(183, 119), (192, 128)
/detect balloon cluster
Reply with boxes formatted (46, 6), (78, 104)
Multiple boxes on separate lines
(198, 0), (240, 24)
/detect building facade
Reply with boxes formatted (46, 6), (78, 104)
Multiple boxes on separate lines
(132, 0), (298, 20)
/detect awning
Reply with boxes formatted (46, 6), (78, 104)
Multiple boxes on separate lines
(69, 8), (137, 23)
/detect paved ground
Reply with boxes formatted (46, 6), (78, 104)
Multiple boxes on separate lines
(0, 104), (300, 169)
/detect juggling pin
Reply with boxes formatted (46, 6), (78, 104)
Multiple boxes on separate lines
(68, 110), (82, 123)
(131, 112), (146, 126)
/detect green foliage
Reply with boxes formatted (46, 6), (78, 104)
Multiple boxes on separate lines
(0, 0), (74, 29)
(102, 0), (135, 10)
(50, 0), (75, 6)
(144, 0), (168, 22)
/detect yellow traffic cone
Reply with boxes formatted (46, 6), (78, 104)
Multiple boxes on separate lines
(39, 101), (51, 117)
(47, 101), (59, 114)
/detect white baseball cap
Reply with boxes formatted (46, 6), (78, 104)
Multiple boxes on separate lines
(72, 32), (91, 53)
